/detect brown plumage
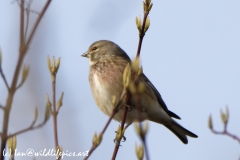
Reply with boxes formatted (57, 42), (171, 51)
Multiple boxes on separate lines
(82, 40), (198, 144)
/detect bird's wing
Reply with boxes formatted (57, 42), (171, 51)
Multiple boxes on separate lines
(142, 73), (181, 119)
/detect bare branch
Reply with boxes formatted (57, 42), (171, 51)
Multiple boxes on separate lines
(15, 81), (24, 90)
(111, 94), (130, 160)
(20, 0), (25, 47)
(209, 108), (240, 144)
(7, 118), (48, 138)
(134, 4), (151, 159)
(25, 0), (52, 49)
(24, 0), (32, 40)
(84, 91), (128, 160)
(0, 67), (9, 90)
(136, 12), (148, 59)
(135, 94), (150, 160)
(0, 104), (4, 110)
(211, 125), (240, 143)
(0, 1), (53, 159)
(51, 72), (59, 148)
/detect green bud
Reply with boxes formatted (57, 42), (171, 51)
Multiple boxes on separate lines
(57, 92), (64, 110)
(143, 1), (145, 11)
(46, 94), (52, 109)
(136, 16), (142, 34)
(134, 123), (141, 136)
(55, 57), (61, 72)
(135, 143), (144, 160)
(123, 63), (131, 87)
(51, 57), (56, 73)
(132, 58), (140, 73)
(12, 136), (17, 152)
(138, 82), (145, 94)
(33, 107), (38, 123)
(47, 56), (61, 75)
(148, 3), (153, 12)
(220, 107), (229, 126)
(92, 133), (102, 146)
(138, 66), (143, 76)
(225, 106), (229, 124)
(97, 133), (102, 145)
(7, 136), (17, 158)
(144, 16), (150, 33)
(45, 94), (52, 121)
(7, 136), (12, 153)
(21, 65), (29, 85)
(92, 133), (97, 145)
(143, 1), (147, 12)
(142, 121), (149, 136)
(129, 82), (136, 94)
(134, 122), (148, 139)
(145, 0), (151, 6)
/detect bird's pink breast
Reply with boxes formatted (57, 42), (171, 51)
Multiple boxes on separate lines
(88, 58), (127, 116)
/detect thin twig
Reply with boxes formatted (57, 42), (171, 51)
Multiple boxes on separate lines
(0, 66), (9, 90)
(142, 138), (150, 160)
(211, 128), (240, 143)
(134, 9), (151, 160)
(112, 8), (150, 160)
(136, 12), (149, 58)
(0, 1), (26, 159)
(14, 0), (40, 15)
(111, 107), (128, 160)
(84, 91), (128, 160)
(0, 1), (52, 159)
(7, 119), (47, 138)
(25, 0), (52, 49)
(111, 93), (131, 160)
(51, 74), (59, 148)
(0, 104), (4, 110)
(112, 12), (149, 160)
(135, 93), (150, 160)
(15, 80), (24, 90)
(210, 109), (240, 144)
(20, 0), (25, 47)
(24, 0), (33, 40)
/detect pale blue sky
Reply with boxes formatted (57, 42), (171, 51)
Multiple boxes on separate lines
(0, 0), (240, 160)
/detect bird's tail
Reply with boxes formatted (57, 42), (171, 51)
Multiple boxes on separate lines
(164, 120), (198, 144)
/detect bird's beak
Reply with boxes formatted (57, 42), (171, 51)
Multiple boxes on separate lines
(81, 51), (89, 58)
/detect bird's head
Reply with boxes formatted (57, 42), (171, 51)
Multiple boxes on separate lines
(82, 40), (130, 66)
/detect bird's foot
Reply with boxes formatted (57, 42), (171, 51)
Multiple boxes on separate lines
(125, 104), (134, 112)
(113, 131), (127, 146)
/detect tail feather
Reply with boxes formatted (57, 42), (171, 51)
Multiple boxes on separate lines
(165, 120), (198, 144)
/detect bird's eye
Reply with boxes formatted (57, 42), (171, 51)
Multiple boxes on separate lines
(93, 47), (97, 50)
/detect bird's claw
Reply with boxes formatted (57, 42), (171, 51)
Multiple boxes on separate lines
(113, 138), (121, 146)
(114, 131), (127, 144)
(125, 104), (134, 112)
(122, 135), (126, 142)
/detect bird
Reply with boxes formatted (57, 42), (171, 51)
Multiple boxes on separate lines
(82, 40), (198, 144)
